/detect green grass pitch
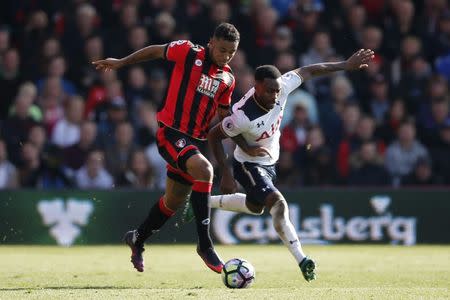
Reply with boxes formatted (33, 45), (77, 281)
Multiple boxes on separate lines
(0, 245), (448, 299)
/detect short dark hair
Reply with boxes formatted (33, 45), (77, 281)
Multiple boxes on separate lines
(254, 65), (281, 81)
(213, 23), (240, 42)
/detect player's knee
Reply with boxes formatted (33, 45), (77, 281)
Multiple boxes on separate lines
(246, 201), (264, 215)
(187, 156), (213, 181)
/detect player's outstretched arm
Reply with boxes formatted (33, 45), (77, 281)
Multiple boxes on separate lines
(208, 124), (238, 194)
(294, 49), (374, 81)
(91, 44), (166, 72)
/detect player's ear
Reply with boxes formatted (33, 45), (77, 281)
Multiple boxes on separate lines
(207, 38), (213, 48)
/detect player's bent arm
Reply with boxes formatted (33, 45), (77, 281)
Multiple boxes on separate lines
(208, 124), (232, 173)
(118, 44), (167, 67)
(294, 48), (374, 81)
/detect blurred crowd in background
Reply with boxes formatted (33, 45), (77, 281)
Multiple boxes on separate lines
(0, 0), (450, 190)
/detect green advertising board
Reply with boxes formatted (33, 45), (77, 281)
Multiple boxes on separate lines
(0, 189), (449, 245)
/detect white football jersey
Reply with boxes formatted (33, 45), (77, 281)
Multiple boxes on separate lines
(221, 71), (303, 165)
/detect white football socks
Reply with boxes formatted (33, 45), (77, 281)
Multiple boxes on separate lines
(209, 193), (261, 215)
(270, 201), (306, 264)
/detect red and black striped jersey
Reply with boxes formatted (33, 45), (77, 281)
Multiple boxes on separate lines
(157, 40), (235, 140)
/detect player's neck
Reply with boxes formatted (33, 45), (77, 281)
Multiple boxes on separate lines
(252, 93), (270, 112)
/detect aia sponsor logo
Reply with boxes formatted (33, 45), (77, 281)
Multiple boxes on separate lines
(197, 74), (220, 98)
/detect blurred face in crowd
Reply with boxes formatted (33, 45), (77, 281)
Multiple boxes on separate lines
(79, 121), (97, 147)
(76, 4), (96, 33)
(370, 80), (388, 100)
(362, 26), (383, 51)
(256, 7), (278, 35)
(429, 77), (448, 98)
(390, 99), (406, 120)
(307, 127), (325, 150)
(235, 68), (255, 95)
(15, 95), (33, 118)
(440, 127), (450, 143)
(208, 37), (238, 67)
(274, 52), (296, 74)
(360, 142), (377, 163)
(86, 151), (104, 178)
(210, 1), (231, 24)
(293, 104), (309, 125)
(66, 97), (85, 124)
(415, 161), (432, 181)
(21, 142), (39, 163)
(401, 36), (421, 60)
(154, 12), (176, 40)
(48, 56), (66, 77)
(0, 29), (10, 52)
(131, 150), (150, 176)
(273, 27), (293, 52)
(0, 140), (6, 162)
(229, 49), (247, 71)
(128, 26), (148, 51)
(398, 123), (416, 144)
(120, 4), (138, 28)
(331, 76), (353, 102)
(128, 66), (147, 89)
(431, 100), (449, 123)
(85, 36), (103, 61)
(42, 38), (61, 59)
(3, 48), (20, 73)
(356, 117), (375, 140)
(347, 5), (366, 30)
(342, 105), (361, 130)
(28, 125), (47, 151)
(312, 31), (331, 53)
(115, 122), (134, 147)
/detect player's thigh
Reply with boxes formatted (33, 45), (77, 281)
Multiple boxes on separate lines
(163, 176), (192, 211)
(233, 159), (278, 209)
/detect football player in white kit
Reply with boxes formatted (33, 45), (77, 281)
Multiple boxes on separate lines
(184, 49), (374, 281)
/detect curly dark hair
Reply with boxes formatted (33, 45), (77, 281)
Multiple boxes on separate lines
(213, 22), (240, 42)
(255, 65), (282, 81)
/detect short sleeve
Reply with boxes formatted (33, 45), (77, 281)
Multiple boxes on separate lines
(221, 110), (250, 137)
(165, 40), (193, 62)
(218, 76), (235, 109)
(281, 71), (303, 94)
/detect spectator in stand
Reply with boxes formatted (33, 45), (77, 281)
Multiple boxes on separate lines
(348, 140), (390, 186)
(63, 121), (98, 178)
(75, 149), (113, 189)
(2, 89), (39, 165)
(402, 156), (439, 185)
(418, 97), (450, 146)
(280, 103), (311, 154)
(0, 48), (22, 119)
(367, 73), (391, 125)
(18, 142), (42, 187)
(38, 76), (66, 133)
(430, 121), (450, 184)
(117, 149), (154, 188)
(27, 124), (48, 154)
(376, 98), (408, 144)
(0, 139), (18, 188)
(337, 115), (385, 180)
(385, 120), (430, 186)
(51, 95), (85, 148)
(296, 126), (337, 186)
(390, 36), (423, 86)
(147, 68), (168, 107)
(104, 121), (137, 181)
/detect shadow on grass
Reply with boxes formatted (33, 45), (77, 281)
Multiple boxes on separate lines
(1, 286), (204, 291)
(1, 286), (139, 291)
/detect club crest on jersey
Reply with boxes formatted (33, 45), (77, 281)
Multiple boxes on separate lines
(197, 74), (220, 98)
(224, 120), (234, 131)
(175, 138), (186, 148)
(195, 59), (202, 66)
